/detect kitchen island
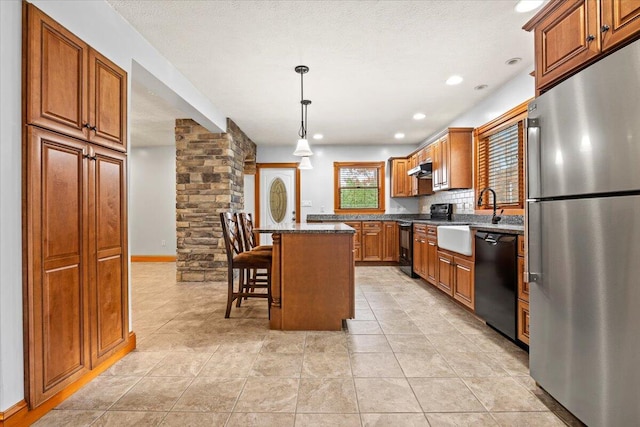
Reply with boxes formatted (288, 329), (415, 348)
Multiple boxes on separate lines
(256, 223), (355, 331)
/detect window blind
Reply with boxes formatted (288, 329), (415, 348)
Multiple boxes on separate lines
(338, 166), (380, 209)
(478, 122), (523, 207)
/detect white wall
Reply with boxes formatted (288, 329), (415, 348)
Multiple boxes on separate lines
(130, 147), (177, 256)
(421, 70), (535, 145)
(256, 145), (420, 220)
(0, 0), (25, 411)
(244, 175), (256, 218)
(418, 70), (535, 214)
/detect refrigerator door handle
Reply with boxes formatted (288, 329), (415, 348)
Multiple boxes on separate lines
(525, 115), (541, 199)
(526, 200), (542, 283)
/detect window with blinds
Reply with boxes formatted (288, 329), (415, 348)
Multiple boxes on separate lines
(475, 100), (528, 210)
(334, 162), (385, 212)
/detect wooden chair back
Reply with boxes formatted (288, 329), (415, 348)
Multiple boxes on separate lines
(220, 212), (244, 262)
(239, 213), (259, 250)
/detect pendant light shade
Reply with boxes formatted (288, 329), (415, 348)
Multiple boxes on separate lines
(293, 65), (313, 156)
(298, 156), (313, 170)
(293, 138), (313, 156)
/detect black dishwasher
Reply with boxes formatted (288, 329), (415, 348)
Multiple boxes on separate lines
(474, 232), (517, 340)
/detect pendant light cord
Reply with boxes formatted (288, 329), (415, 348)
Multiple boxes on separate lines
(299, 71), (305, 139)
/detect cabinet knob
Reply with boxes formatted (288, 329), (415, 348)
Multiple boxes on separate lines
(601, 24), (610, 33)
(586, 34), (595, 42)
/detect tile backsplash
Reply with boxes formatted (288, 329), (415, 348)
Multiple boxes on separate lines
(419, 189), (476, 214)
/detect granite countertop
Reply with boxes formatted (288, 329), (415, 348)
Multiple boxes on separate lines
(306, 214), (524, 235)
(256, 223), (355, 234)
(306, 214), (430, 221)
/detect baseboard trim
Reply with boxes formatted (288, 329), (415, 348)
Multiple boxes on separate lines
(131, 255), (176, 262)
(1, 332), (136, 427)
(0, 400), (27, 425)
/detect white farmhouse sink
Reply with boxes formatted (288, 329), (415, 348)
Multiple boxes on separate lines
(437, 225), (472, 256)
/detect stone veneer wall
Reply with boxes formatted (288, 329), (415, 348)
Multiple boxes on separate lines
(175, 118), (256, 282)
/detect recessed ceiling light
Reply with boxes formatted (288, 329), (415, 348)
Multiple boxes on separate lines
(515, 0), (544, 13)
(394, 133), (405, 139)
(413, 113), (426, 120)
(505, 57), (522, 66)
(474, 84), (488, 91)
(446, 75), (463, 85)
(313, 133), (323, 140)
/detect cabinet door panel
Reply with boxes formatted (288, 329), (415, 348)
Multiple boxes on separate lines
(382, 222), (398, 261)
(601, 0), (640, 51)
(453, 257), (474, 310)
(42, 267), (85, 387)
(89, 50), (127, 151)
(27, 4), (88, 140)
(432, 142), (441, 190)
(535, 0), (600, 90)
(90, 148), (128, 365)
(345, 221), (362, 261)
(426, 238), (438, 284)
(440, 137), (450, 190)
(391, 159), (409, 197)
(413, 234), (423, 277)
(518, 300), (530, 345)
(28, 128), (90, 407)
(362, 222), (383, 261)
(437, 251), (454, 296)
(518, 256), (529, 302)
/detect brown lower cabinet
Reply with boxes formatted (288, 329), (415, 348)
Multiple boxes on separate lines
(413, 224), (475, 311)
(346, 221), (398, 262)
(25, 127), (129, 407)
(344, 221), (362, 261)
(382, 221), (398, 261)
(436, 251), (454, 295)
(362, 221), (383, 261)
(452, 256), (475, 310)
(517, 236), (530, 345)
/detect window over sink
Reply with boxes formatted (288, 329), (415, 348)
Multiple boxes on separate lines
(333, 161), (385, 214)
(475, 99), (531, 212)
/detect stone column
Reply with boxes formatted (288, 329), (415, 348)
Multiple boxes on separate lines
(175, 118), (256, 282)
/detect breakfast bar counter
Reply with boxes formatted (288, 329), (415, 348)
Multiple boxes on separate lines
(256, 223), (355, 331)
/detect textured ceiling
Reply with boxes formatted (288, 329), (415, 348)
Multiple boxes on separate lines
(109, 0), (542, 147)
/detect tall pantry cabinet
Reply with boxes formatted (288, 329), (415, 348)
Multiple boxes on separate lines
(23, 4), (130, 408)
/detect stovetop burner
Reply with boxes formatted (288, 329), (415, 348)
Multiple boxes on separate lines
(429, 203), (453, 221)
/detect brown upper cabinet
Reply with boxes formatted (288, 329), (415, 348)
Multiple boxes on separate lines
(431, 128), (473, 191)
(27, 4), (128, 151)
(390, 158), (410, 197)
(524, 0), (640, 93)
(389, 156), (432, 198)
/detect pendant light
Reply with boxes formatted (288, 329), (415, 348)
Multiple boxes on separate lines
(293, 65), (313, 157)
(298, 156), (313, 169)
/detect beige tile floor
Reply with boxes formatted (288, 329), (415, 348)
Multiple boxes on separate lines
(35, 263), (585, 426)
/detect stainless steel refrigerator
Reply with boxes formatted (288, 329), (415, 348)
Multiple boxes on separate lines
(526, 40), (640, 426)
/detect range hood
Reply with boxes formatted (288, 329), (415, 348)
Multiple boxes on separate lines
(407, 162), (432, 179)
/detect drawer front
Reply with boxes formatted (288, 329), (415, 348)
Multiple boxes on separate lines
(414, 224), (426, 233)
(363, 221), (382, 230)
(427, 225), (438, 237)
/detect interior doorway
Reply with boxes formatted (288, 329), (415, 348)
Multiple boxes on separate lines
(255, 163), (301, 244)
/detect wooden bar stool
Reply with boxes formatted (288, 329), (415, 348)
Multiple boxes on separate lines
(220, 212), (272, 318)
(238, 213), (271, 297)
